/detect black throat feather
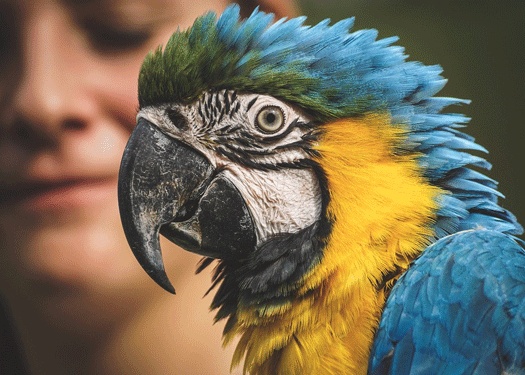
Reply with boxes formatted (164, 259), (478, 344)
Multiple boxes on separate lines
(196, 159), (332, 333)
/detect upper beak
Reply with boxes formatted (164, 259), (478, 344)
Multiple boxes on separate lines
(118, 117), (256, 293)
(118, 118), (214, 293)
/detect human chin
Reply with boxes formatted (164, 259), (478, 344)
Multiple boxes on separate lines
(0, 190), (135, 293)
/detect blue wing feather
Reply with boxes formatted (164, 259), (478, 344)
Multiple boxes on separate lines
(369, 229), (525, 375)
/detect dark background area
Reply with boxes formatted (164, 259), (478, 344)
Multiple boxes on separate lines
(300, 0), (524, 239)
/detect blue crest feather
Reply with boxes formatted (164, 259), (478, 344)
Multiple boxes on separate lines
(139, 4), (523, 239)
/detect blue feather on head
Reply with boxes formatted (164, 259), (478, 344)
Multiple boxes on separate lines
(139, 4), (523, 240)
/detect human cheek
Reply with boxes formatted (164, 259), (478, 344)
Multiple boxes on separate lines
(90, 57), (142, 134)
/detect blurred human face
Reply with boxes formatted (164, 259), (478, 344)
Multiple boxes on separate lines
(0, 0), (228, 320)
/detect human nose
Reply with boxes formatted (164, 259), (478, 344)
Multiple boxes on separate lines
(9, 8), (94, 145)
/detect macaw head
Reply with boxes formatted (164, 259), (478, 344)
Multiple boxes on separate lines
(117, 7), (522, 365)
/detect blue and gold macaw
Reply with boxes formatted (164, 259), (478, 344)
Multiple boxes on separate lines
(117, 5), (525, 374)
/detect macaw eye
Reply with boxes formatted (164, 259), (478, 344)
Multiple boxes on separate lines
(256, 106), (285, 133)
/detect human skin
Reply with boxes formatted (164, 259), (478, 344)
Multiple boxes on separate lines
(0, 0), (296, 374)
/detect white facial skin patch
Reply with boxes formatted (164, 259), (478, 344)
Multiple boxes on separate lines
(136, 91), (323, 244)
(220, 165), (322, 244)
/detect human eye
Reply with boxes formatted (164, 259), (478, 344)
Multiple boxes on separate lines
(81, 19), (152, 53)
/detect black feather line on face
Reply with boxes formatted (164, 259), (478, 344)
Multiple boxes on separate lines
(196, 159), (333, 331)
(216, 147), (277, 171)
(195, 90), (243, 131)
(207, 93), (213, 110)
(216, 125), (231, 133)
(274, 140), (313, 152)
(231, 102), (241, 118)
(216, 125), (242, 136)
(224, 144), (271, 156)
(223, 92), (231, 114)
(246, 96), (258, 111)
(232, 136), (261, 149)
(204, 102), (210, 120)
(212, 118), (318, 169)
(207, 119), (216, 131)
(217, 108), (225, 125)
(197, 102), (205, 122)
(226, 126), (241, 134)
(215, 94), (222, 112)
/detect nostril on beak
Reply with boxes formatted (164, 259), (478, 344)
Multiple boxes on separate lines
(166, 108), (187, 130)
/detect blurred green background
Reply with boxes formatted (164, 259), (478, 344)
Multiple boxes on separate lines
(300, 0), (524, 238)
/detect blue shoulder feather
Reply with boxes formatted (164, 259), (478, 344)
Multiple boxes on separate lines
(369, 229), (525, 374)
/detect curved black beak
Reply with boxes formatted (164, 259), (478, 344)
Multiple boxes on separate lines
(118, 118), (214, 293)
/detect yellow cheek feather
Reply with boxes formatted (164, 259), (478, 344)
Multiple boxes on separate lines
(224, 114), (444, 375)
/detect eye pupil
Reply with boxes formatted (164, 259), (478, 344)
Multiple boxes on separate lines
(256, 106), (284, 133)
(265, 113), (276, 124)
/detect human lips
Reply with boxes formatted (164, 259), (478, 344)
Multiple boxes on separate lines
(0, 176), (118, 211)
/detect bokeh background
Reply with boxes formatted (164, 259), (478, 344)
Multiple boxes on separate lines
(300, 0), (524, 239)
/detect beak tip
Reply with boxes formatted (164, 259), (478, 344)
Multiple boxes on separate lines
(162, 282), (177, 295)
(147, 268), (176, 294)
(161, 279), (176, 295)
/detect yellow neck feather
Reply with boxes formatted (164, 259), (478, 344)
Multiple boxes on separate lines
(224, 114), (442, 375)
